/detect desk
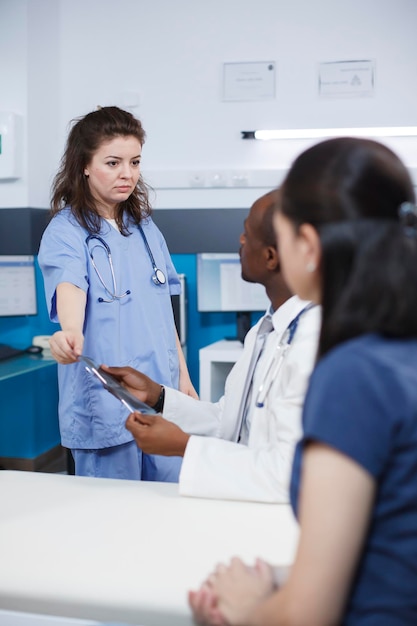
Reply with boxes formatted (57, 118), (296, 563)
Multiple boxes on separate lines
(0, 471), (299, 626)
(0, 609), (100, 625)
(199, 340), (243, 401)
(0, 356), (60, 470)
(0, 354), (56, 382)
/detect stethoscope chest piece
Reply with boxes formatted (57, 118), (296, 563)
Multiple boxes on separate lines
(152, 268), (166, 285)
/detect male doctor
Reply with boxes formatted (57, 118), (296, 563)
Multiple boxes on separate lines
(104, 189), (320, 503)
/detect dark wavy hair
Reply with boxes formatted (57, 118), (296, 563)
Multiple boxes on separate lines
(280, 137), (417, 358)
(51, 106), (152, 235)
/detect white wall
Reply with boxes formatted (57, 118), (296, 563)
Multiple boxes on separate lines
(0, 0), (28, 207)
(1, 0), (417, 209)
(26, 0), (61, 208)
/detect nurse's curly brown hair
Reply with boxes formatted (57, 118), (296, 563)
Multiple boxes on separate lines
(51, 106), (152, 236)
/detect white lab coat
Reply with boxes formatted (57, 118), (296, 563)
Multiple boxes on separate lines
(163, 296), (321, 503)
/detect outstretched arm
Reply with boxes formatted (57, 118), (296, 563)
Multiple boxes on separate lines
(49, 282), (86, 364)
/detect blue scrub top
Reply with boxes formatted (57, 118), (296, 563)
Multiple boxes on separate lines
(38, 209), (181, 449)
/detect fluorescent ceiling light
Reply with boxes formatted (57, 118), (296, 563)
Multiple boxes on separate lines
(241, 127), (417, 140)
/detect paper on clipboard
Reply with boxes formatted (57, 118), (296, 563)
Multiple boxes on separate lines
(79, 355), (156, 414)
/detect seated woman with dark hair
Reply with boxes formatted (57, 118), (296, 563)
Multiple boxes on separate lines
(189, 137), (417, 626)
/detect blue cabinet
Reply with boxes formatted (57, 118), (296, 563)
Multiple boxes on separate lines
(0, 356), (61, 470)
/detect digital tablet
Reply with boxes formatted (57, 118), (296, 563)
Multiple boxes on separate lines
(79, 355), (156, 415)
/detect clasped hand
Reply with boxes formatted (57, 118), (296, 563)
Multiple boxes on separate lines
(189, 557), (276, 626)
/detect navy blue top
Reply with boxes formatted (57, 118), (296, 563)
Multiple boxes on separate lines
(291, 334), (417, 625)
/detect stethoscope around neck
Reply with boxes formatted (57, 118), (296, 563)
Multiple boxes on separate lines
(85, 225), (166, 303)
(255, 303), (316, 408)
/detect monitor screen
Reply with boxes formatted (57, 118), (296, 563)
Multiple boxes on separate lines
(0, 255), (37, 317)
(197, 253), (269, 313)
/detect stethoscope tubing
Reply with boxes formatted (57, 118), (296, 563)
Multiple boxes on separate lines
(86, 235), (131, 302)
(255, 340), (290, 408)
(138, 225), (166, 285)
(85, 224), (166, 302)
(255, 303), (316, 408)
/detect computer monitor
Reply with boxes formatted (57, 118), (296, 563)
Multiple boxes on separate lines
(197, 253), (269, 341)
(0, 255), (37, 317)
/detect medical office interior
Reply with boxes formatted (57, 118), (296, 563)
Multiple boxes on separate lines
(0, 0), (417, 624)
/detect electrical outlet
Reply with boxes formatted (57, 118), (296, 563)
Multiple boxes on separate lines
(208, 172), (228, 187)
(231, 173), (249, 187)
(189, 173), (205, 187)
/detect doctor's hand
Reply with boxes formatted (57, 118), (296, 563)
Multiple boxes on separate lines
(101, 365), (162, 407)
(49, 330), (84, 364)
(125, 412), (190, 457)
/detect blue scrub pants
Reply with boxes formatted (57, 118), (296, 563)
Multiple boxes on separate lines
(71, 441), (182, 482)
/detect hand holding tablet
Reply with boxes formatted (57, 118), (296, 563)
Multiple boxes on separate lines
(79, 355), (156, 415)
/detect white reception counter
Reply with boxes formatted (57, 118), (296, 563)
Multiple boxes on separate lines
(0, 471), (298, 626)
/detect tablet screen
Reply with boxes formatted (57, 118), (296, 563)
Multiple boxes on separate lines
(79, 355), (156, 415)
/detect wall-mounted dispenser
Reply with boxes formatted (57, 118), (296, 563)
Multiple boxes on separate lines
(0, 112), (22, 179)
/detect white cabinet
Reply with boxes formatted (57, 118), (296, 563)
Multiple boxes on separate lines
(199, 340), (243, 401)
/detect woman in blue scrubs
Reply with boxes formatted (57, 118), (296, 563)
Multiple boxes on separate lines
(189, 138), (417, 625)
(39, 106), (197, 481)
